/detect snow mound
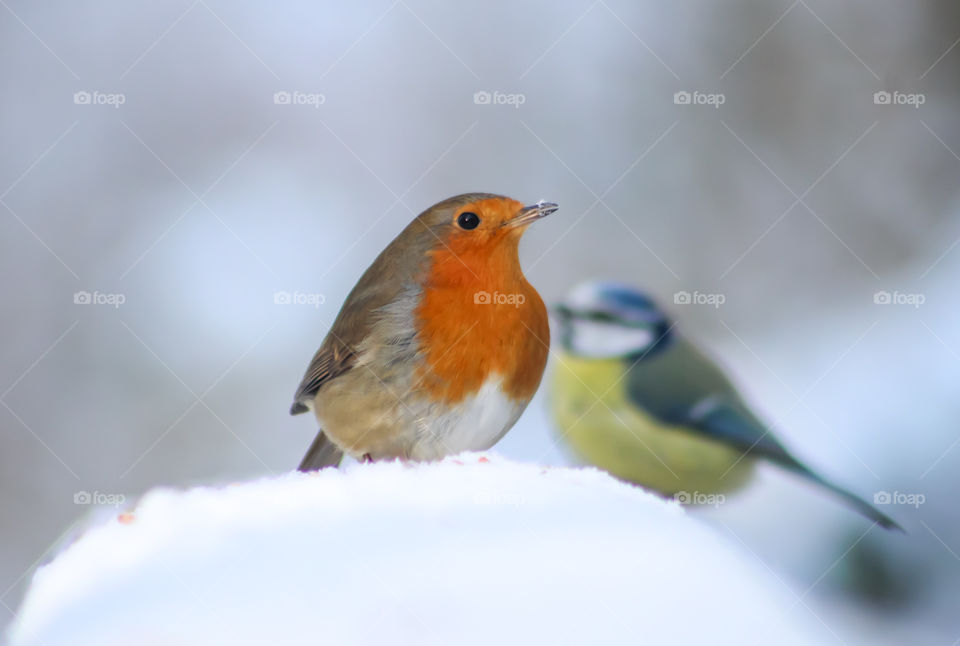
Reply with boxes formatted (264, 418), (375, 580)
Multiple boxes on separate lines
(9, 454), (813, 645)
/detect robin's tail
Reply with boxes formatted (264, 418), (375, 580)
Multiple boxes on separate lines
(298, 431), (344, 472)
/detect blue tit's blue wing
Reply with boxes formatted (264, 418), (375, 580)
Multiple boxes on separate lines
(677, 394), (803, 469)
(623, 337), (794, 461)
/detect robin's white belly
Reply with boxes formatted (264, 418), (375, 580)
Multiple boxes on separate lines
(410, 378), (527, 461)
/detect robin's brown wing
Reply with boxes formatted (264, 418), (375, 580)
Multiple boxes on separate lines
(288, 274), (408, 415)
(289, 341), (356, 415)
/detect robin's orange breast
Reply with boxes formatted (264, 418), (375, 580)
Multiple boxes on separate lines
(414, 230), (550, 407)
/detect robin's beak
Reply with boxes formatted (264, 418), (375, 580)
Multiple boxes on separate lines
(504, 201), (559, 228)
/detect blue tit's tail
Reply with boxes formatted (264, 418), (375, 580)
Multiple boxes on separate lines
(678, 401), (904, 531)
(786, 464), (904, 532)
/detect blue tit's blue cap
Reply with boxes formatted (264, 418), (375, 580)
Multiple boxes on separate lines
(561, 282), (669, 327)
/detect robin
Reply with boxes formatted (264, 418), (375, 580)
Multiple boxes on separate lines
(549, 281), (901, 530)
(291, 193), (557, 470)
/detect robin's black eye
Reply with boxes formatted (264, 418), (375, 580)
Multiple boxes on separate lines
(457, 212), (480, 230)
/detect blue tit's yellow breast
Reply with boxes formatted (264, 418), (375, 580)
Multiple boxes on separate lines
(549, 352), (755, 497)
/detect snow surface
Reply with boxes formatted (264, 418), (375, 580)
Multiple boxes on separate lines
(9, 454), (814, 645)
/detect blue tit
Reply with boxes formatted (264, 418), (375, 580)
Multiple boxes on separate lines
(549, 282), (900, 530)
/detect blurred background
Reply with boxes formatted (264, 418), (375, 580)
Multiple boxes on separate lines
(1, 0), (958, 642)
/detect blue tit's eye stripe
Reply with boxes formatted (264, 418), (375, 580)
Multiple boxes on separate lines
(558, 307), (609, 322)
(554, 304), (575, 319)
(586, 311), (618, 323)
(559, 306), (655, 329)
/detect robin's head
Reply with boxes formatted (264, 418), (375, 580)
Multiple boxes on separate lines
(417, 193), (558, 253)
